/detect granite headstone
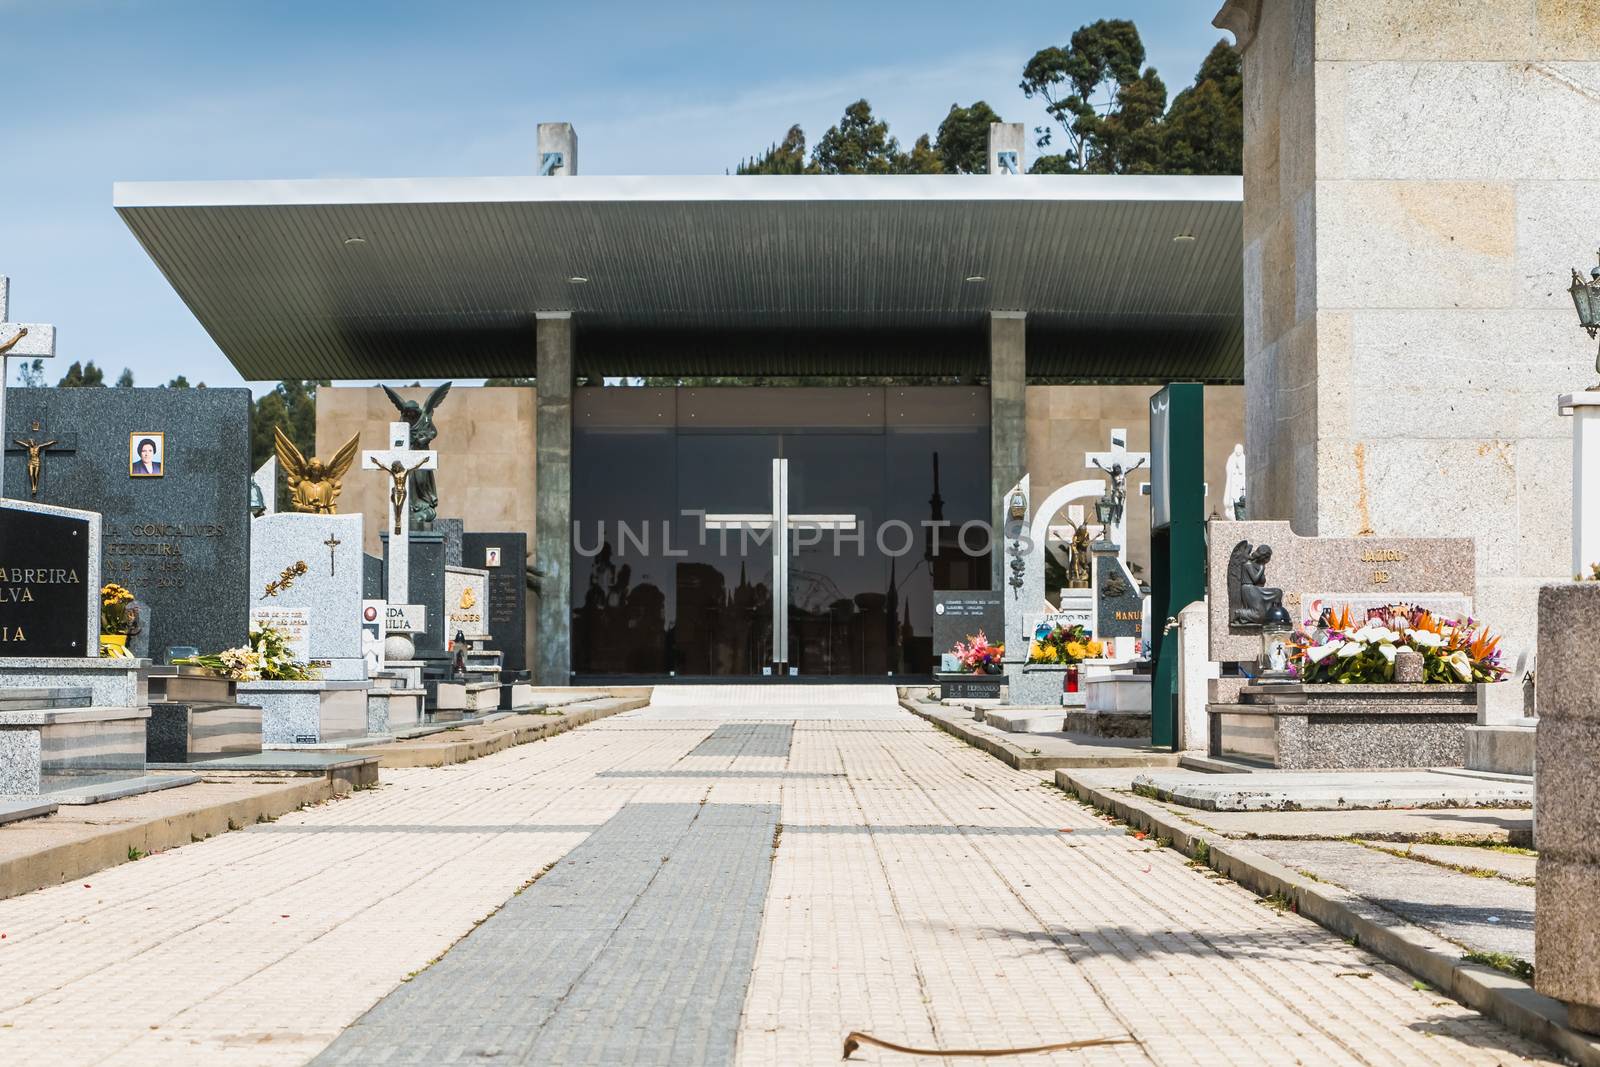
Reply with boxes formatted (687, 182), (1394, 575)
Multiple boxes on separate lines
(1093, 547), (1144, 639)
(0, 500), (98, 658)
(250, 513), (366, 679)
(3, 388), (251, 658)
(931, 591), (1005, 661)
(444, 566), (491, 642)
(463, 532), (528, 675)
(381, 528), (448, 658)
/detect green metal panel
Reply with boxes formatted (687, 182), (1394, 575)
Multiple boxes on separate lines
(1147, 384), (1207, 749)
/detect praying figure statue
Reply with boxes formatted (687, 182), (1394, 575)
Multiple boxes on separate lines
(1227, 540), (1287, 626)
(374, 456), (433, 535)
(1223, 443), (1246, 521)
(11, 435), (57, 498)
(274, 427), (361, 514)
(382, 383), (451, 530)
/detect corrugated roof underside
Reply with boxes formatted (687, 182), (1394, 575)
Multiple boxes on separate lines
(117, 196), (1243, 382)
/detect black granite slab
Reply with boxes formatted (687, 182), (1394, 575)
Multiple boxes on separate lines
(4, 389), (252, 658)
(0, 504), (94, 657)
(463, 532), (528, 676)
(931, 591), (1004, 662)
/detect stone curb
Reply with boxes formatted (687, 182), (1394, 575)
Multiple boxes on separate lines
(370, 696), (649, 769)
(1058, 769), (1600, 1067)
(901, 699), (1176, 770)
(0, 776), (338, 904)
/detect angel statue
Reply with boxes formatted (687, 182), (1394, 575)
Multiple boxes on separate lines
(274, 427), (361, 514)
(1226, 540), (1287, 626)
(383, 382), (451, 530)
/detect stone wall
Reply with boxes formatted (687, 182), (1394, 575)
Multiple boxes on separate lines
(1025, 384), (1246, 580)
(1223, 0), (1600, 655)
(315, 385), (538, 558)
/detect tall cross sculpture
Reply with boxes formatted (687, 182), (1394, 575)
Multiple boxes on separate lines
(0, 277), (57, 501)
(362, 421), (437, 607)
(1084, 428), (1150, 564)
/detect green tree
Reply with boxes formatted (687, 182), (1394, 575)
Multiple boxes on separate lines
(115, 368), (135, 387)
(1160, 40), (1243, 175)
(935, 101), (1002, 174)
(56, 360), (106, 387)
(249, 379), (323, 472)
(166, 375), (191, 388)
(1021, 19), (1167, 174)
(811, 100), (904, 174)
(737, 124), (814, 175)
(892, 133), (944, 174)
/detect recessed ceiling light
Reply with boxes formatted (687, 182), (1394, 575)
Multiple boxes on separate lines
(1173, 233), (1197, 243)
(569, 276), (589, 284)
(343, 236), (367, 246)
(964, 275), (987, 283)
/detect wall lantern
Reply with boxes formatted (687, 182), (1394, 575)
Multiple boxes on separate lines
(1259, 603), (1295, 681)
(1569, 249), (1600, 376)
(1094, 492), (1114, 528)
(1008, 491), (1026, 523)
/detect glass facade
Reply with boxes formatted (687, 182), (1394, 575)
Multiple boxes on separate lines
(571, 386), (990, 677)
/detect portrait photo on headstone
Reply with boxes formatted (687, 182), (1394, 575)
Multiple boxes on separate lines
(128, 432), (164, 477)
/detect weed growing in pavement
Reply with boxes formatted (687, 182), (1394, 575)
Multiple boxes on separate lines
(1463, 951), (1535, 983)
(1345, 934), (1360, 948)
(772, 823), (784, 856)
(126, 846), (145, 861)
(256, 813), (277, 824)
(227, 818), (241, 831)
(1298, 869), (1323, 883)
(1258, 891), (1295, 913)
(1355, 839), (1532, 886)
(1412, 980), (1431, 992)
(1192, 839), (1210, 864)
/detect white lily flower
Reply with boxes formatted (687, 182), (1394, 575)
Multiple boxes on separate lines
(1305, 641), (1345, 664)
(1409, 630), (1445, 649)
(1446, 650), (1473, 681)
(1337, 641), (1365, 658)
(1377, 643), (1398, 663)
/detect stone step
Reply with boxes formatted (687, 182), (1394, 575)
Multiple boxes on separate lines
(0, 687), (93, 712)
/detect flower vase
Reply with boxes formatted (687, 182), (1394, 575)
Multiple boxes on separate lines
(100, 633), (133, 658)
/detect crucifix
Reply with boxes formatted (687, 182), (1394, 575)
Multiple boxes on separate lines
(5, 418), (76, 499)
(0, 277), (58, 501)
(323, 532), (342, 576)
(702, 457), (856, 673)
(362, 421), (437, 606)
(1085, 428), (1150, 562)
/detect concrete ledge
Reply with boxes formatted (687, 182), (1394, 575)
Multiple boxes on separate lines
(981, 708), (1064, 734)
(1131, 769), (1533, 812)
(1057, 769), (1600, 1067)
(1466, 723), (1536, 776)
(0, 776), (344, 903)
(368, 696), (648, 768)
(903, 698), (1179, 770)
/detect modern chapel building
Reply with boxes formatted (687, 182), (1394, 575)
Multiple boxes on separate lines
(115, 125), (1246, 684)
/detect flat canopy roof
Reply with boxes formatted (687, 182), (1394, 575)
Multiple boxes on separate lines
(114, 174), (1243, 383)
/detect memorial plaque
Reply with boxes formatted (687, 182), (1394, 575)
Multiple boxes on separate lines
(444, 566), (490, 642)
(4, 388), (250, 658)
(464, 532), (528, 674)
(1094, 552), (1144, 639)
(250, 605), (312, 664)
(931, 590), (1004, 659)
(0, 502), (97, 657)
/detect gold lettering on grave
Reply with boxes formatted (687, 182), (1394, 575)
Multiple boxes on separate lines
(1360, 550), (1404, 563)
(1371, 570), (1391, 584)
(1114, 610), (1141, 621)
(0, 626), (25, 642)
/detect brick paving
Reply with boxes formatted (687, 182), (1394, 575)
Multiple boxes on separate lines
(0, 687), (1562, 1065)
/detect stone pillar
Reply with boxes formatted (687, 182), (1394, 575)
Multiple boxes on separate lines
(986, 123), (1026, 175)
(537, 122), (578, 176)
(535, 313), (573, 684)
(1215, 0), (1598, 658)
(990, 311), (1027, 590)
(1534, 583), (1600, 1033)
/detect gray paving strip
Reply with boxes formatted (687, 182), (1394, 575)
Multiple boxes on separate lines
(685, 721), (794, 758)
(1249, 839), (1535, 963)
(596, 769), (838, 779)
(312, 800), (780, 1066)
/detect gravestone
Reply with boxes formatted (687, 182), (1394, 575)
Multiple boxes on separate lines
(0, 500), (97, 657)
(464, 532), (528, 676)
(381, 529), (449, 659)
(362, 553), (383, 600)
(931, 591), (1005, 664)
(1206, 519), (1476, 664)
(249, 513), (366, 679)
(444, 566), (491, 642)
(3, 388), (251, 658)
(1093, 545), (1144, 640)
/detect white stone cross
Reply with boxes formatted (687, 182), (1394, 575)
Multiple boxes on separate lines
(362, 421), (437, 606)
(0, 277), (58, 501)
(1084, 428), (1150, 556)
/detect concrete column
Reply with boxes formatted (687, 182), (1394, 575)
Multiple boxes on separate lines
(1215, 0), (1596, 660)
(990, 311), (1026, 590)
(986, 123), (1026, 175)
(535, 313), (573, 684)
(537, 123), (578, 176)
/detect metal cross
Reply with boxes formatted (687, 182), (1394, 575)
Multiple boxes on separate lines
(323, 532), (341, 576)
(361, 421), (438, 605)
(0, 277), (58, 501)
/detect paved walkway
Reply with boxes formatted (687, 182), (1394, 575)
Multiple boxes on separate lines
(0, 687), (1560, 1065)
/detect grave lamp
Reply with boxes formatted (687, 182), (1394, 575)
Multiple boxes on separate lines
(249, 479), (266, 519)
(1568, 249), (1600, 376)
(1008, 490), (1026, 523)
(1094, 492), (1114, 528)
(1258, 603), (1295, 682)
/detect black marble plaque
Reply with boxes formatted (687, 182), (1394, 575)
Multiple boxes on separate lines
(380, 530), (448, 659)
(931, 591), (1004, 661)
(1094, 551), (1144, 639)
(936, 673), (1005, 700)
(362, 553), (383, 600)
(464, 532), (528, 675)
(3, 389), (251, 658)
(0, 505), (94, 657)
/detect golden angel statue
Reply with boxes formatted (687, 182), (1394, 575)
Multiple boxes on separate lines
(273, 427), (361, 514)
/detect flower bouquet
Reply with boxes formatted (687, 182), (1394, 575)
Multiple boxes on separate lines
(950, 630), (1005, 675)
(1027, 623), (1103, 665)
(177, 624), (320, 682)
(99, 583), (140, 658)
(1292, 604), (1507, 685)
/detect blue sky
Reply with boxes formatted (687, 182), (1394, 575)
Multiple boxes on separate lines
(2, 0), (1230, 391)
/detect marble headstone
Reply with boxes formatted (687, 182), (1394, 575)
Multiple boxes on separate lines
(464, 532), (528, 675)
(444, 566), (491, 643)
(0, 500), (99, 658)
(3, 388), (251, 658)
(1206, 519), (1476, 663)
(250, 513), (366, 679)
